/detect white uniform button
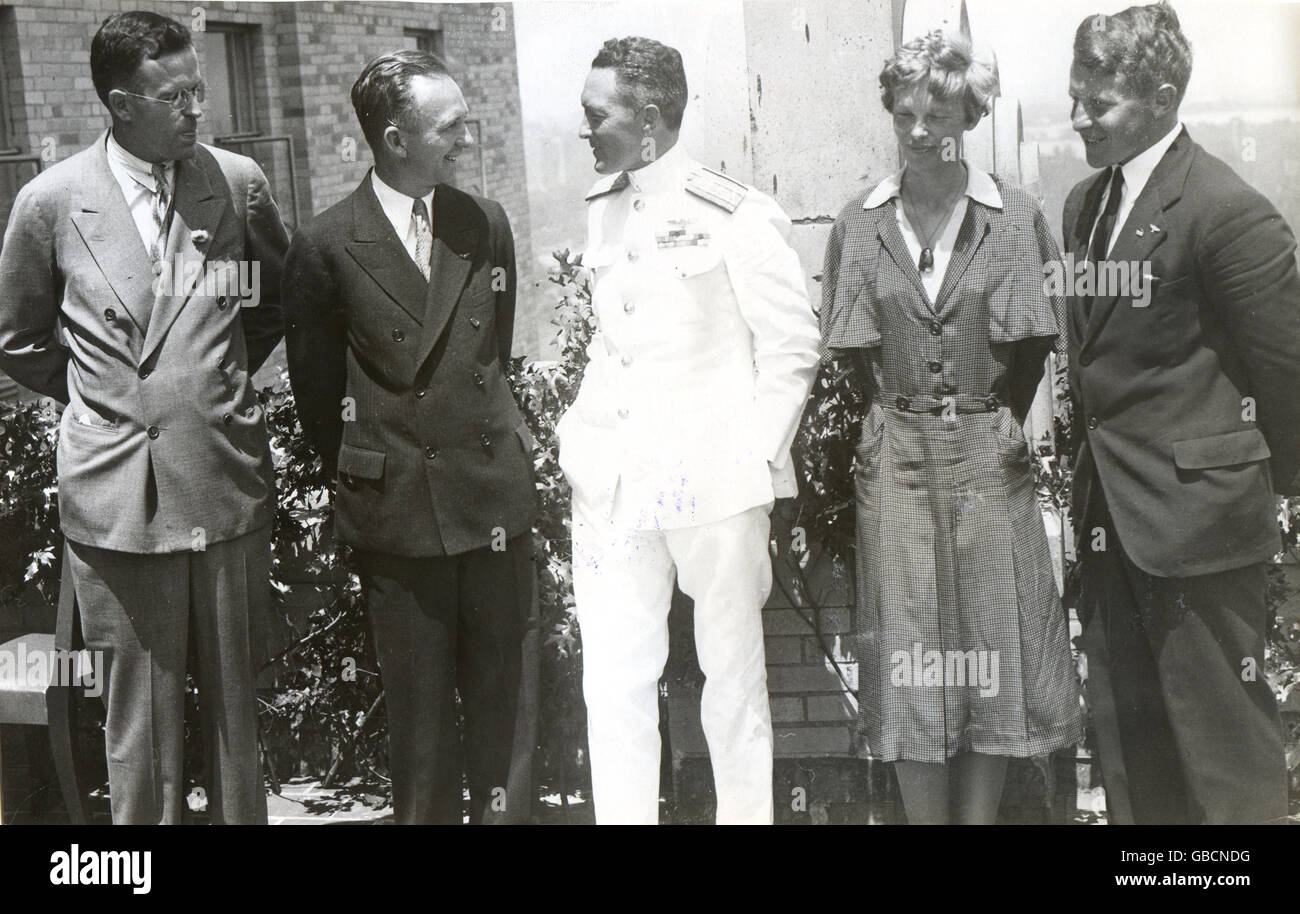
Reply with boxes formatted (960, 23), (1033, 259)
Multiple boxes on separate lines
(617, 408), (629, 419)
(633, 198), (645, 212)
(626, 250), (639, 263)
(621, 355), (633, 367)
(623, 301), (635, 315)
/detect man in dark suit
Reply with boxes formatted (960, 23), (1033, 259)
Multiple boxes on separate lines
(0, 11), (287, 823)
(1065, 2), (1300, 823)
(282, 50), (537, 824)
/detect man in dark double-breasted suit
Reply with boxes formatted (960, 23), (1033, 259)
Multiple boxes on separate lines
(1066, 4), (1300, 824)
(283, 50), (537, 824)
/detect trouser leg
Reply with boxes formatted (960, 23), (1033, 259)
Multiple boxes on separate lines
(356, 551), (460, 824)
(571, 497), (675, 825)
(668, 504), (775, 825)
(67, 540), (188, 824)
(189, 524), (269, 824)
(456, 535), (535, 824)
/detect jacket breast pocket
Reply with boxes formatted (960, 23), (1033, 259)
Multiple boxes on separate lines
(1172, 428), (1271, 470)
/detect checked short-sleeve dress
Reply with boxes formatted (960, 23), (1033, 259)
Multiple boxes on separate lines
(821, 167), (1083, 764)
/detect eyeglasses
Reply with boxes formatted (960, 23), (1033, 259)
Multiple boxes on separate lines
(116, 82), (207, 111)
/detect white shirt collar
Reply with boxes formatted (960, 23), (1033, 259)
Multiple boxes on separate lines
(105, 129), (172, 192)
(624, 141), (690, 194)
(863, 161), (1002, 211)
(1116, 121), (1184, 202)
(370, 169), (436, 239)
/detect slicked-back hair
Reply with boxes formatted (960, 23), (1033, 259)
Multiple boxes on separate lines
(591, 37), (688, 130)
(1073, 1), (1192, 104)
(351, 49), (454, 151)
(879, 29), (998, 126)
(90, 10), (193, 109)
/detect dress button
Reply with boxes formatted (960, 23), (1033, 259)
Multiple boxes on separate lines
(469, 317), (481, 329)
(480, 433), (492, 448)
(1087, 416), (1100, 430)
(424, 445), (438, 459)
(985, 395), (999, 411)
(623, 302), (635, 315)
(392, 328), (405, 342)
(929, 321), (942, 335)
(928, 361), (943, 373)
(222, 413), (232, 425)
(138, 366), (151, 380)
(415, 388), (427, 399)
(104, 308), (117, 322)
(618, 408), (629, 419)
(895, 396), (910, 410)
(626, 250), (639, 263)
(633, 198), (645, 211)
(147, 425), (160, 439)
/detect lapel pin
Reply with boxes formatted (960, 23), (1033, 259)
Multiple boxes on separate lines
(191, 229), (210, 246)
(1135, 228), (1144, 237)
(1149, 224), (1160, 233)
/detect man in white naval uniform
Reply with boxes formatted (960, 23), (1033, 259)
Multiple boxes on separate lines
(561, 36), (821, 824)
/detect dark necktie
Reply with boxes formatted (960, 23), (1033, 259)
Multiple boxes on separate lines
(1084, 167), (1124, 316)
(1088, 167), (1124, 266)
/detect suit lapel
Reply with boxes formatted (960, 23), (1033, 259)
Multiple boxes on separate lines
(1080, 130), (1192, 351)
(413, 185), (478, 370)
(141, 153), (226, 364)
(933, 202), (990, 313)
(345, 176), (430, 324)
(69, 136), (156, 338)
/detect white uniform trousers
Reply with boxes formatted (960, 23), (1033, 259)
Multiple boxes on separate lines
(572, 496), (775, 825)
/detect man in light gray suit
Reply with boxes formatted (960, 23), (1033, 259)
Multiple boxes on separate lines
(0, 11), (288, 823)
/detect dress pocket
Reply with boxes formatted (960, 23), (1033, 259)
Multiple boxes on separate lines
(993, 407), (1032, 470)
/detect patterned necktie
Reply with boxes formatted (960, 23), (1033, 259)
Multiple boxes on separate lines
(149, 162), (171, 264)
(412, 197), (433, 282)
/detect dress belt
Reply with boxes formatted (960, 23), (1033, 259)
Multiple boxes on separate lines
(875, 392), (1001, 414)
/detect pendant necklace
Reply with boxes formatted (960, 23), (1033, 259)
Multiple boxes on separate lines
(903, 183), (964, 274)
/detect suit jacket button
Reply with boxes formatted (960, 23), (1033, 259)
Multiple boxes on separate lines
(1087, 416), (1099, 430)
(222, 413), (233, 425)
(392, 328), (405, 342)
(473, 371), (484, 388)
(138, 366), (152, 380)
(480, 433), (491, 448)
(104, 308), (117, 322)
(1079, 352), (1093, 366)
(147, 425), (160, 439)
(469, 317), (481, 329)
(216, 296), (228, 310)
(415, 388), (427, 398)
(424, 445), (438, 459)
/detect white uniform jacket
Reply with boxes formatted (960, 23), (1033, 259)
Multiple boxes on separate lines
(557, 144), (820, 530)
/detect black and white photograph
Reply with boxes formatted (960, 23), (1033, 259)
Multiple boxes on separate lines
(0, 0), (1296, 881)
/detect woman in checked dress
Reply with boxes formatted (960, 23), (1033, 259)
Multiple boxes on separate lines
(820, 30), (1082, 824)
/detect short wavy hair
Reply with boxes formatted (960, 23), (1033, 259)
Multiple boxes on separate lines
(879, 30), (998, 125)
(1073, 2), (1192, 104)
(591, 36), (688, 130)
(351, 49), (453, 151)
(90, 11), (192, 108)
